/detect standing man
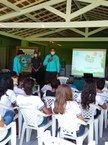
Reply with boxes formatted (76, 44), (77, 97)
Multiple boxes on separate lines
(13, 49), (24, 76)
(31, 51), (42, 84)
(43, 48), (60, 82)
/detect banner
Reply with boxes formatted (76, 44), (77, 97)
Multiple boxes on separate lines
(16, 46), (38, 72)
(21, 49), (35, 72)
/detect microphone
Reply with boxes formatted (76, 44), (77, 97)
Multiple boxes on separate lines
(48, 55), (53, 62)
(51, 55), (53, 58)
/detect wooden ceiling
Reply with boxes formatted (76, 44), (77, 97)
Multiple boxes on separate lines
(0, 0), (108, 43)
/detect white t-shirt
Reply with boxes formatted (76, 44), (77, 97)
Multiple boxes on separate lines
(64, 101), (81, 117)
(0, 89), (16, 117)
(14, 85), (25, 96)
(6, 89), (16, 105)
(52, 101), (81, 117)
(0, 114), (7, 141)
(41, 85), (52, 93)
(97, 90), (108, 102)
(96, 92), (106, 106)
(52, 101), (82, 130)
(17, 95), (45, 125)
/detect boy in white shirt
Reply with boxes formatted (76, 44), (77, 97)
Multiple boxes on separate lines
(96, 78), (108, 103)
(17, 78), (52, 126)
(41, 80), (52, 94)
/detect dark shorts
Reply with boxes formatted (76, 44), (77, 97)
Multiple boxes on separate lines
(45, 71), (57, 82)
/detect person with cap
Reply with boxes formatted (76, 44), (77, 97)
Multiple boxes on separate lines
(43, 48), (60, 82)
(13, 49), (24, 76)
(31, 50), (42, 85)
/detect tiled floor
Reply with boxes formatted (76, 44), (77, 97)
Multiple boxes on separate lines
(16, 127), (108, 145)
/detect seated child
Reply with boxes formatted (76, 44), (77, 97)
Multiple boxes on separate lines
(52, 84), (85, 137)
(96, 78), (108, 102)
(14, 75), (26, 96)
(43, 78), (60, 97)
(17, 78), (52, 127)
(4, 77), (17, 108)
(11, 71), (18, 85)
(41, 80), (52, 94)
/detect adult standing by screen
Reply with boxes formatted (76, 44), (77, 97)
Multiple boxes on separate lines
(31, 50), (42, 84)
(13, 49), (24, 76)
(43, 48), (60, 82)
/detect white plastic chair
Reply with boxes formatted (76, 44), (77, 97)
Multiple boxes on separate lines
(43, 96), (55, 108)
(52, 112), (91, 145)
(105, 142), (108, 145)
(17, 109), (23, 139)
(95, 94), (108, 138)
(97, 106), (107, 139)
(0, 122), (16, 145)
(104, 102), (108, 129)
(42, 130), (95, 145)
(58, 76), (69, 84)
(71, 88), (80, 101)
(88, 140), (95, 145)
(104, 108), (108, 129)
(79, 104), (100, 145)
(98, 108), (104, 138)
(0, 103), (21, 139)
(105, 81), (108, 89)
(100, 95), (108, 130)
(19, 106), (52, 145)
(42, 130), (75, 145)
